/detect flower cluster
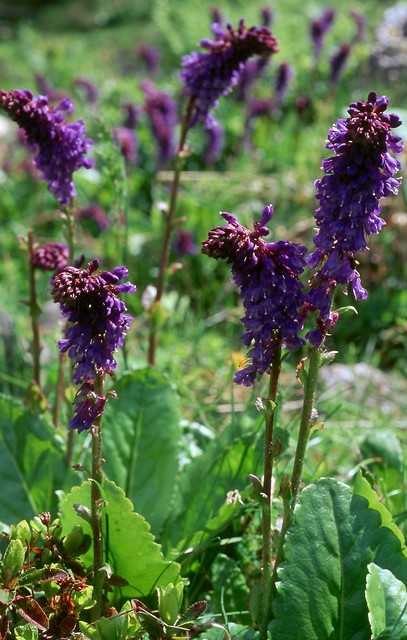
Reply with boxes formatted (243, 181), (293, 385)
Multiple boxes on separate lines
(52, 259), (136, 431)
(0, 89), (94, 206)
(52, 259), (136, 384)
(76, 204), (110, 234)
(202, 206), (307, 386)
(180, 19), (278, 128)
(32, 242), (69, 272)
(307, 91), (403, 345)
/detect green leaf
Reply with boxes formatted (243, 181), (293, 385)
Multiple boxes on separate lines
(158, 581), (184, 624)
(271, 476), (407, 640)
(1, 538), (25, 587)
(366, 563), (407, 639)
(100, 369), (182, 535)
(167, 414), (263, 549)
(59, 479), (180, 601)
(14, 624), (39, 640)
(0, 395), (73, 524)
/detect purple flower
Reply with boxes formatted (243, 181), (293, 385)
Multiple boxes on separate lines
(69, 381), (107, 432)
(122, 101), (140, 129)
(202, 205), (307, 386)
(329, 43), (351, 87)
(113, 126), (139, 165)
(180, 19), (278, 128)
(141, 80), (177, 168)
(349, 10), (366, 44)
(76, 204), (110, 233)
(275, 62), (293, 107)
(310, 8), (336, 60)
(32, 242), (69, 272)
(73, 77), (99, 105)
(306, 91), (403, 345)
(235, 57), (269, 102)
(0, 90), (94, 206)
(260, 7), (273, 27)
(34, 75), (67, 104)
(138, 44), (161, 76)
(51, 259), (136, 384)
(174, 229), (198, 256)
(203, 119), (224, 164)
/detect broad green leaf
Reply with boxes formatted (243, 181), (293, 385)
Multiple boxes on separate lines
(1, 538), (25, 587)
(366, 563), (407, 639)
(100, 368), (182, 535)
(166, 413), (263, 549)
(0, 395), (72, 524)
(271, 476), (407, 640)
(359, 431), (405, 520)
(59, 480), (180, 601)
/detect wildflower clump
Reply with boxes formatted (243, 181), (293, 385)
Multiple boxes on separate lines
(52, 259), (136, 383)
(202, 205), (307, 385)
(306, 91), (403, 345)
(0, 89), (93, 206)
(180, 19), (279, 128)
(52, 260), (136, 430)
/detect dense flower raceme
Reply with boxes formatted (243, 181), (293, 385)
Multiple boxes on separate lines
(32, 242), (69, 272)
(180, 19), (278, 128)
(202, 206), (307, 386)
(52, 259), (136, 384)
(0, 89), (93, 206)
(52, 260), (136, 431)
(306, 91), (403, 345)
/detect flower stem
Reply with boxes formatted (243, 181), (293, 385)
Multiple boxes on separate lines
(53, 202), (75, 437)
(271, 346), (321, 594)
(259, 343), (282, 640)
(147, 97), (195, 366)
(27, 230), (41, 387)
(90, 373), (105, 621)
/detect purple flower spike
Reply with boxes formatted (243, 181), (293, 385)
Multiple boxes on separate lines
(180, 19), (278, 128)
(310, 7), (336, 60)
(32, 242), (69, 272)
(51, 259), (136, 384)
(306, 91), (403, 345)
(0, 89), (94, 206)
(329, 43), (351, 87)
(114, 126), (139, 165)
(141, 80), (177, 168)
(202, 205), (307, 386)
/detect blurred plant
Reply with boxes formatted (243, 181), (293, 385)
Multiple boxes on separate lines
(141, 80), (178, 170)
(147, 18), (279, 365)
(309, 7), (336, 60)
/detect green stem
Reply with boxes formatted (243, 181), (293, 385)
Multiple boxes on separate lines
(27, 230), (41, 387)
(53, 201), (75, 436)
(147, 97), (195, 366)
(90, 373), (105, 621)
(271, 346), (321, 593)
(259, 343), (282, 640)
